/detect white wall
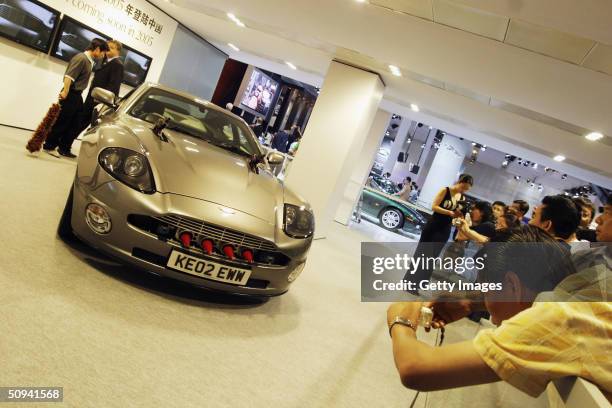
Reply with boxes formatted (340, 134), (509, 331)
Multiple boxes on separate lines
(158, 25), (227, 101)
(0, 0), (178, 130)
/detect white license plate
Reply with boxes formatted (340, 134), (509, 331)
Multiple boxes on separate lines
(166, 250), (251, 286)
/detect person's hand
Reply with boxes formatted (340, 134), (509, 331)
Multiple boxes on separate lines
(387, 302), (423, 329)
(452, 209), (463, 218)
(59, 90), (68, 100)
(456, 218), (470, 233)
(423, 297), (472, 331)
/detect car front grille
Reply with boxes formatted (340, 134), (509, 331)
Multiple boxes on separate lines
(127, 214), (290, 267)
(154, 214), (278, 252)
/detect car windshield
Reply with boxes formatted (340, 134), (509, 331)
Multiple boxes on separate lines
(129, 88), (262, 157)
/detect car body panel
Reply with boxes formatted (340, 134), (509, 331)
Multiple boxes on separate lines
(70, 83), (313, 296)
(360, 187), (427, 234)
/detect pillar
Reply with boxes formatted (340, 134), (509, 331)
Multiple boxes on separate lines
(417, 134), (470, 208)
(334, 109), (392, 225)
(284, 61), (385, 238)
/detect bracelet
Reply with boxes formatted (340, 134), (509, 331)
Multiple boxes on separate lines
(389, 317), (417, 338)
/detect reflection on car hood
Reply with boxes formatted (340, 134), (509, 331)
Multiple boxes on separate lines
(136, 124), (282, 223)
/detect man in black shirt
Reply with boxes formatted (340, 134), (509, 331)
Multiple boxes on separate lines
(44, 38), (108, 157)
(73, 40), (125, 145)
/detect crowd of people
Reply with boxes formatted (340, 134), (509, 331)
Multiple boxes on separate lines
(388, 172), (611, 401)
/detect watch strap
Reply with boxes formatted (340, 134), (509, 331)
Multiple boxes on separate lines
(389, 317), (416, 337)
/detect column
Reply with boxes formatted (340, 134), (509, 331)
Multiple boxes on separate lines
(284, 61), (385, 238)
(334, 109), (392, 225)
(417, 134), (470, 208)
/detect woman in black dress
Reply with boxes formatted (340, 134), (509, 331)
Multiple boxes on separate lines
(406, 174), (474, 286)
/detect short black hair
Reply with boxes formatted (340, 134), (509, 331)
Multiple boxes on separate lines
(572, 197), (595, 222)
(87, 38), (109, 52)
(540, 195), (580, 240)
(512, 200), (529, 215)
(458, 174), (474, 186)
(480, 225), (576, 295)
(473, 201), (494, 223)
(492, 201), (506, 208)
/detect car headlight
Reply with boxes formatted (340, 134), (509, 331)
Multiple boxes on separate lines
(283, 204), (314, 239)
(99, 147), (155, 193)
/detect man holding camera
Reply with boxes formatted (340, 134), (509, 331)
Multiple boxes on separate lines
(387, 201), (612, 399)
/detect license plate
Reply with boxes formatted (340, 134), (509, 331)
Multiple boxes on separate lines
(166, 250), (251, 286)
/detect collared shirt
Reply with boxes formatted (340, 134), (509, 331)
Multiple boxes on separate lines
(473, 244), (612, 398)
(64, 52), (94, 91)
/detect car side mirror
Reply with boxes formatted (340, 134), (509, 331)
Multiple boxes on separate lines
(267, 151), (285, 165)
(92, 87), (116, 107)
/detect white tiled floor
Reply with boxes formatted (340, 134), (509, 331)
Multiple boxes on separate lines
(0, 125), (546, 407)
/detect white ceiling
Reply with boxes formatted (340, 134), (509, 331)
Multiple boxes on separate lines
(149, 0), (612, 188)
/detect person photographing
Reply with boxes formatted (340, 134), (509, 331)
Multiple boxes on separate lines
(405, 174), (474, 288)
(43, 38), (108, 158)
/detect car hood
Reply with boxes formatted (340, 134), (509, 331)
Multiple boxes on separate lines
(133, 124), (283, 223)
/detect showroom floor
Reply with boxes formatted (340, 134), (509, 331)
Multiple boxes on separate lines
(0, 126), (546, 408)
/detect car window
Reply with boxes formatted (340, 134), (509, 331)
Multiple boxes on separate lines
(129, 88), (261, 157)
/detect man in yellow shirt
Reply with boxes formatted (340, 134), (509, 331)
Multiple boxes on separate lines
(387, 200), (611, 398)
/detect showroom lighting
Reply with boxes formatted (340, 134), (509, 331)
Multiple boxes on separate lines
(585, 132), (603, 141)
(228, 43), (240, 52)
(410, 103), (419, 112)
(553, 155), (566, 162)
(286, 61), (297, 70)
(389, 65), (402, 77)
(227, 12), (246, 27)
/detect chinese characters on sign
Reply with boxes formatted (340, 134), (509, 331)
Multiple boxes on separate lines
(125, 3), (163, 34)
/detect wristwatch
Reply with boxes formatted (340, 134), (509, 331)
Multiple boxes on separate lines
(389, 316), (417, 337)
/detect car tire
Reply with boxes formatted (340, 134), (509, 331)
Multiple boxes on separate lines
(58, 184), (77, 242)
(379, 207), (404, 231)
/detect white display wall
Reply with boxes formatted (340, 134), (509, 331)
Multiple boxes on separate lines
(0, 0), (178, 130)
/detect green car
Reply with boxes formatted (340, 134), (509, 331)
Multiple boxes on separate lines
(358, 187), (428, 234)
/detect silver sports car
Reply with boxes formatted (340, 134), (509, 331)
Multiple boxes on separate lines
(59, 83), (314, 297)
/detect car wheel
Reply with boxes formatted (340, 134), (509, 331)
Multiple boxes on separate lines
(379, 207), (404, 230)
(58, 184), (77, 242)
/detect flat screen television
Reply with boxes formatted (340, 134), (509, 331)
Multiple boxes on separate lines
(0, 0), (59, 53)
(236, 66), (279, 117)
(120, 45), (152, 87)
(51, 15), (109, 62)
(52, 16), (151, 87)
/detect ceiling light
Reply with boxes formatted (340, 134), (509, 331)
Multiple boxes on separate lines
(228, 43), (240, 52)
(355, 0), (368, 2)
(285, 61), (297, 70)
(388, 65), (402, 77)
(410, 103), (419, 112)
(553, 155), (566, 162)
(585, 132), (603, 141)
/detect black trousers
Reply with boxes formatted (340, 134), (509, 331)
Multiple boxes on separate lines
(44, 90), (84, 152)
(73, 95), (96, 138)
(404, 220), (452, 285)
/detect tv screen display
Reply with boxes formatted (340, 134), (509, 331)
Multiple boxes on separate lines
(51, 16), (109, 62)
(239, 68), (278, 117)
(120, 45), (152, 87)
(0, 0), (59, 53)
